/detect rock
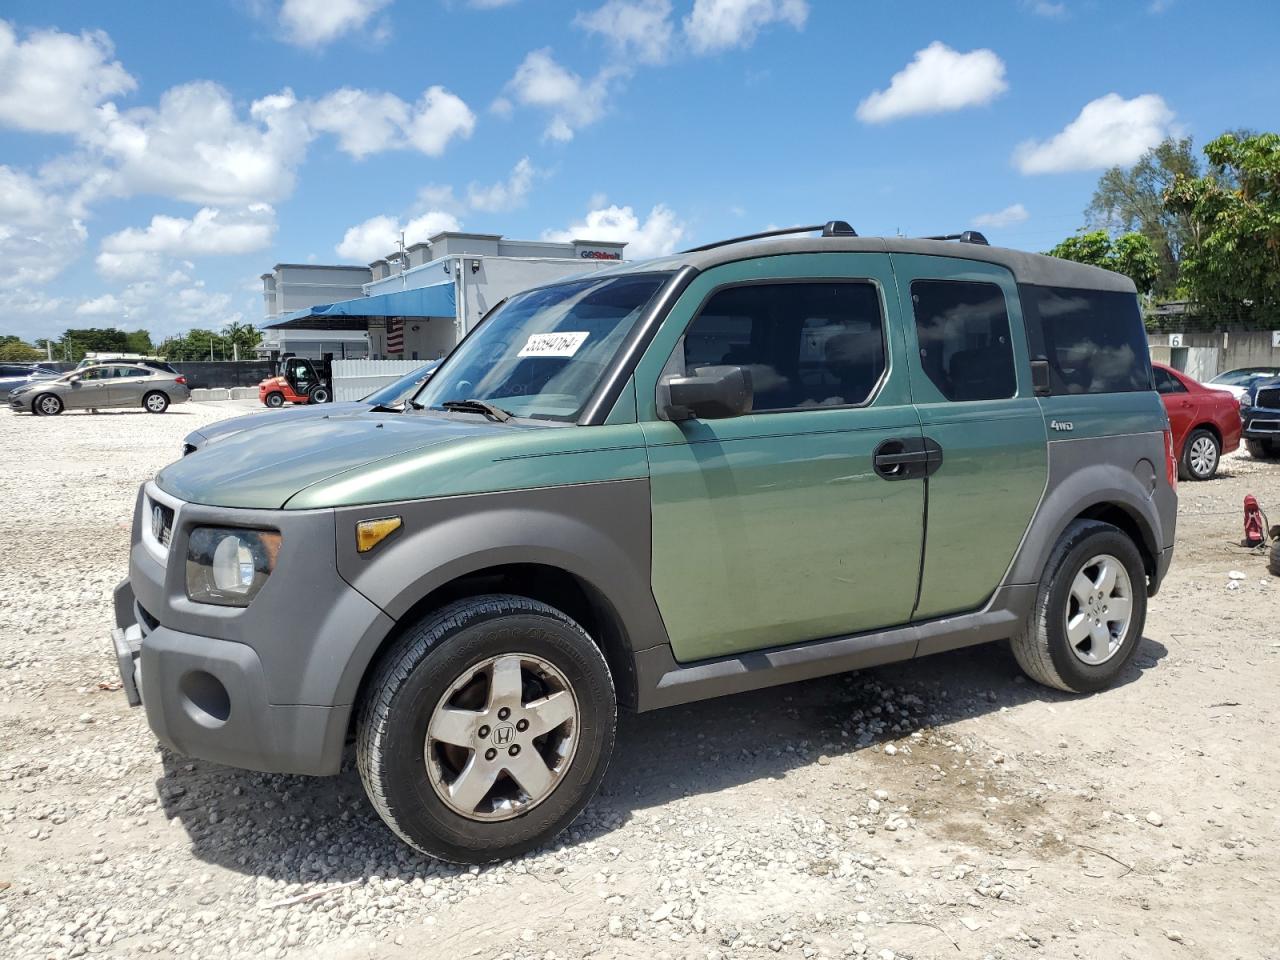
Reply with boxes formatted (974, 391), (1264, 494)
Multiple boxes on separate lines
(884, 744), (898, 756)
(608, 916), (624, 937)
(1228, 570), (1247, 580)
(1146, 811), (1164, 827)
(960, 917), (981, 931)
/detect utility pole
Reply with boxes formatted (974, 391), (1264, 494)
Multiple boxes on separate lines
(210, 335), (214, 361)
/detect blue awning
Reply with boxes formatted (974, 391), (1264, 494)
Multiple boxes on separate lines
(277, 280), (456, 324)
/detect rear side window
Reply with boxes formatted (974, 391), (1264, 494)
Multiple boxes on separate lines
(1153, 367), (1186, 394)
(1020, 285), (1152, 394)
(679, 281), (886, 412)
(909, 280), (1016, 401)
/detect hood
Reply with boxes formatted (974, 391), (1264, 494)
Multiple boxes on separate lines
(157, 408), (518, 509)
(186, 401), (367, 448)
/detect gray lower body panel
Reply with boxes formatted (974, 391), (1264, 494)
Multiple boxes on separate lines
(634, 584), (1035, 712)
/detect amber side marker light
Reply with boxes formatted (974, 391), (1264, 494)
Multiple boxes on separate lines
(356, 516), (403, 553)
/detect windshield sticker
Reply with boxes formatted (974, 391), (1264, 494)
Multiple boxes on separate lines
(517, 331), (590, 358)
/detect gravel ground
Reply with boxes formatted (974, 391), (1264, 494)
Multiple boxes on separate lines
(1, 401), (1278, 960)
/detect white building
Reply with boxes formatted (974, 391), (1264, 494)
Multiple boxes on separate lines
(260, 232), (628, 361)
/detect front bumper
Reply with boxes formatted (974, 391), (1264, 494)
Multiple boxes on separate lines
(1242, 408), (1280, 438)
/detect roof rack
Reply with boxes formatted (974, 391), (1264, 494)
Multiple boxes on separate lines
(683, 220), (857, 254)
(920, 230), (989, 246)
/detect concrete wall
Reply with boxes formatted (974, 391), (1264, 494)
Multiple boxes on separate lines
(171, 361), (273, 389)
(1148, 330), (1280, 379)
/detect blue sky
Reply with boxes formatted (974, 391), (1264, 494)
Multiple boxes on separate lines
(1, 0), (1277, 342)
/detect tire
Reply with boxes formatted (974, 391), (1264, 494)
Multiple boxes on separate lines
(143, 391), (169, 414)
(308, 385), (331, 404)
(1010, 519), (1148, 694)
(357, 594), (616, 863)
(1270, 540), (1280, 578)
(33, 393), (63, 416)
(1180, 427), (1220, 480)
(1245, 438), (1278, 460)
(264, 391), (285, 408)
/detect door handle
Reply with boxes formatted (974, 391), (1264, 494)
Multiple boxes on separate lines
(873, 438), (943, 480)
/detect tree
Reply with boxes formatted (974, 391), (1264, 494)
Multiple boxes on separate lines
(1046, 230), (1160, 294)
(0, 335), (42, 361)
(222, 320), (262, 359)
(124, 329), (154, 354)
(1164, 132), (1280, 327)
(1086, 137), (1202, 298)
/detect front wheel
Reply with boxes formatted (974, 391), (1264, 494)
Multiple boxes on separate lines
(33, 393), (63, 416)
(1010, 519), (1147, 694)
(357, 595), (616, 863)
(264, 391), (285, 408)
(143, 391), (169, 414)
(1245, 438), (1278, 460)
(1180, 428), (1220, 480)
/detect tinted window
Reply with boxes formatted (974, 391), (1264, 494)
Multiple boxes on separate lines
(910, 280), (1016, 401)
(123, 367), (151, 377)
(1153, 367), (1186, 394)
(677, 281), (886, 412)
(1020, 285), (1151, 394)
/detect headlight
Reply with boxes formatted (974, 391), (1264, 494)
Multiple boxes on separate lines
(186, 527), (281, 607)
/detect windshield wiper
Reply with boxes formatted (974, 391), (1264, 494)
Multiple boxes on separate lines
(439, 398), (513, 422)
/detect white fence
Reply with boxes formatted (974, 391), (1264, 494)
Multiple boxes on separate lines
(331, 359), (431, 402)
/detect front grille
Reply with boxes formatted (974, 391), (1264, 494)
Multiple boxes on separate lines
(149, 500), (175, 548)
(1255, 387), (1280, 411)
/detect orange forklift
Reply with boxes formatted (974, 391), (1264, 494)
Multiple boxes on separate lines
(258, 353), (333, 407)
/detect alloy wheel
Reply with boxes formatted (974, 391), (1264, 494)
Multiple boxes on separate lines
(425, 653), (579, 822)
(1065, 554), (1133, 666)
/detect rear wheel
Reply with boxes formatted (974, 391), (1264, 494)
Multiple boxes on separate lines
(143, 391), (169, 414)
(1011, 519), (1147, 694)
(264, 391), (285, 408)
(308, 385), (331, 404)
(1180, 428), (1220, 480)
(1245, 438), (1278, 459)
(357, 595), (616, 863)
(33, 393), (63, 416)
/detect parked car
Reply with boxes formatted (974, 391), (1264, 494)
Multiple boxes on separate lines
(110, 222), (1176, 863)
(258, 355), (332, 406)
(8, 363), (190, 415)
(0, 362), (59, 400)
(182, 362), (439, 454)
(1239, 374), (1280, 459)
(1206, 366), (1280, 402)
(1151, 362), (1242, 480)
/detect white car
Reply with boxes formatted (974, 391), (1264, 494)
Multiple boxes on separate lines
(1207, 366), (1280, 401)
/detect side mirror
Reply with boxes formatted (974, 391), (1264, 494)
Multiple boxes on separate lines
(68, 375), (82, 385)
(660, 365), (753, 421)
(1030, 358), (1051, 397)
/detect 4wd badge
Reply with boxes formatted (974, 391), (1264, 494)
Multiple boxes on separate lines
(1050, 420), (1074, 432)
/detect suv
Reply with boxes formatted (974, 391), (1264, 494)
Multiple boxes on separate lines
(110, 223), (1176, 863)
(1240, 375), (1280, 458)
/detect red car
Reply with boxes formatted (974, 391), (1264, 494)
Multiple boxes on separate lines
(1152, 362), (1242, 480)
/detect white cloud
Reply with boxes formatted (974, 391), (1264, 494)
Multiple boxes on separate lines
(503, 49), (615, 142)
(856, 42), (1007, 123)
(575, 0), (674, 65)
(683, 0), (807, 54)
(0, 165), (89, 288)
(278, 0), (392, 47)
(75, 293), (123, 316)
(972, 203), (1029, 229)
(100, 205), (276, 262)
(95, 250), (164, 280)
(0, 21), (136, 135)
(470, 0), (521, 6)
(404, 86), (476, 156)
(309, 88), (409, 158)
(543, 203), (684, 259)
(335, 210), (461, 262)
(466, 157), (537, 212)
(1023, 1), (1066, 16)
(1013, 93), (1175, 174)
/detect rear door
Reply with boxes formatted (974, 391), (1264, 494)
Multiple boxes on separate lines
(636, 253), (926, 662)
(891, 255), (1048, 621)
(1154, 366), (1193, 452)
(109, 366), (152, 407)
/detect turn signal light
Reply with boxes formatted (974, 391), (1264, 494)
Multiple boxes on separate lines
(356, 516), (403, 553)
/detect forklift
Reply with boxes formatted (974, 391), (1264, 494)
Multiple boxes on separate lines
(258, 352), (334, 407)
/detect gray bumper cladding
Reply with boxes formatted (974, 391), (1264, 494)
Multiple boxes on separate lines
(112, 624), (143, 707)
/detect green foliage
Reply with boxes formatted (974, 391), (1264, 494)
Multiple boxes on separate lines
(1046, 230), (1160, 293)
(1165, 132), (1280, 326)
(158, 322), (261, 361)
(0, 335), (43, 361)
(1087, 137), (1202, 298)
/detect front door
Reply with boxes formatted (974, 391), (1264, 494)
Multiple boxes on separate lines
(637, 253), (926, 663)
(890, 255), (1048, 621)
(68, 366), (112, 409)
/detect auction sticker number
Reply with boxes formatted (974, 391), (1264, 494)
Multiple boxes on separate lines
(518, 331), (590, 358)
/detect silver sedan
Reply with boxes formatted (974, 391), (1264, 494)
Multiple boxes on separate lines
(7, 363), (191, 415)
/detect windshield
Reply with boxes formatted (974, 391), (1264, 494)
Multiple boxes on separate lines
(362, 362), (440, 405)
(1211, 368), (1279, 385)
(413, 272), (670, 421)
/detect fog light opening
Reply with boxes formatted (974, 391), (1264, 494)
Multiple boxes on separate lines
(179, 670), (231, 726)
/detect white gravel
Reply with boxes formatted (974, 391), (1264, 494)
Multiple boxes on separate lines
(1, 402), (1278, 959)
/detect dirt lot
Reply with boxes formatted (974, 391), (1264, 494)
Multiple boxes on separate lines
(1, 401), (1278, 960)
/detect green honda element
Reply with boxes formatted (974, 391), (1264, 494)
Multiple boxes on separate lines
(111, 222), (1177, 862)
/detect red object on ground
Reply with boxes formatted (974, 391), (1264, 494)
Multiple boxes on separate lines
(1244, 494), (1266, 547)
(1152, 362), (1243, 462)
(257, 374), (310, 406)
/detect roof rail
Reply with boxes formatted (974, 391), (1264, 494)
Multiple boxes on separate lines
(683, 220), (857, 254)
(920, 230), (989, 246)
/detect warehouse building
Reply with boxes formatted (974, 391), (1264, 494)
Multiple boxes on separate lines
(260, 232), (627, 361)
